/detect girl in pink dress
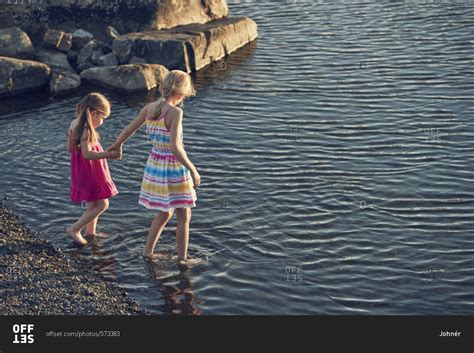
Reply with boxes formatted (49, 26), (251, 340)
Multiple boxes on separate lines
(66, 92), (119, 245)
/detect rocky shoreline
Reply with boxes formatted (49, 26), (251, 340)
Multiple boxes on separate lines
(0, 204), (144, 315)
(0, 0), (257, 97)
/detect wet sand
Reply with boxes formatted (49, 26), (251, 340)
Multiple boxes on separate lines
(0, 204), (143, 315)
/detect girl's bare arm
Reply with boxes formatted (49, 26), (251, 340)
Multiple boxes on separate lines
(111, 106), (147, 147)
(80, 130), (116, 160)
(169, 109), (197, 175)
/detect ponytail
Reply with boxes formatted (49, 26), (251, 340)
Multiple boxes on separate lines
(71, 93), (109, 147)
(72, 107), (98, 146)
(149, 97), (167, 120)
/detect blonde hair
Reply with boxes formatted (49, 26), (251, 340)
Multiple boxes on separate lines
(150, 70), (196, 119)
(72, 92), (111, 146)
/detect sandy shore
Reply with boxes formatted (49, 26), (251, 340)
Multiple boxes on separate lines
(0, 204), (143, 315)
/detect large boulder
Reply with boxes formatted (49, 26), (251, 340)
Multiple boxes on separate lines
(0, 1), (228, 34)
(0, 27), (35, 59)
(36, 49), (75, 73)
(49, 71), (81, 96)
(112, 16), (258, 72)
(80, 64), (168, 93)
(72, 29), (94, 50)
(0, 56), (51, 97)
(155, 0), (228, 30)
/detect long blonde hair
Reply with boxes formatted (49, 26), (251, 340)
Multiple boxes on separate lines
(150, 70), (196, 119)
(72, 93), (111, 146)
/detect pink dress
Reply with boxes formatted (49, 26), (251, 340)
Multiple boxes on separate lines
(70, 137), (118, 203)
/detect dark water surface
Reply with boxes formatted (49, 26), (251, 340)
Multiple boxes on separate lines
(1, 1), (474, 314)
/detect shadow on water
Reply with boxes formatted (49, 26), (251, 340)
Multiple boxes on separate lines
(0, 91), (52, 117)
(0, 40), (257, 118)
(0, 85), (114, 118)
(144, 257), (203, 315)
(193, 40), (258, 91)
(114, 40), (258, 107)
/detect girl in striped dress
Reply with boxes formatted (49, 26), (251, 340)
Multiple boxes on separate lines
(108, 70), (201, 264)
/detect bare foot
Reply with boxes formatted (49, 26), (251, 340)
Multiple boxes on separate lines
(66, 227), (87, 245)
(178, 257), (205, 270)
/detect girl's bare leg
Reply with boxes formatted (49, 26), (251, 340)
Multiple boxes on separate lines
(67, 199), (109, 245)
(85, 201), (99, 235)
(144, 210), (174, 257)
(176, 208), (191, 261)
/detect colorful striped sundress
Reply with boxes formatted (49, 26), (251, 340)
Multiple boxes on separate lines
(138, 105), (197, 211)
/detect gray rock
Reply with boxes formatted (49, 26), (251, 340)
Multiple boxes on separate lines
(105, 26), (120, 42)
(129, 56), (147, 64)
(80, 64), (169, 93)
(77, 41), (95, 66)
(78, 40), (112, 66)
(49, 70), (81, 96)
(97, 53), (119, 67)
(112, 16), (258, 72)
(72, 29), (94, 50)
(43, 29), (72, 52)
(0, 56), (51, 97)
(91, 49), (105, 65)
(36, 49), (74, 73)
(0, 27), (35, 59)
(112, 38), (134, 64)
(96, 40), (112, 55)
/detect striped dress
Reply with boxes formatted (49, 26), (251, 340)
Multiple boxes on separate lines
(138, 105), (197, 211)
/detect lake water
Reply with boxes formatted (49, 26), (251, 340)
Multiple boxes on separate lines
(1, 0), (474, 314)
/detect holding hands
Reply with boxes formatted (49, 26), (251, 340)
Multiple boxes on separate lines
(106, 143), (123, 160)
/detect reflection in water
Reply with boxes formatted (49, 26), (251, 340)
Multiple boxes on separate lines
(144, 258), (203, 315)
(67, 234), (119, 281)
(193, 40), (258, 91)
(113, 40), (258, 108)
